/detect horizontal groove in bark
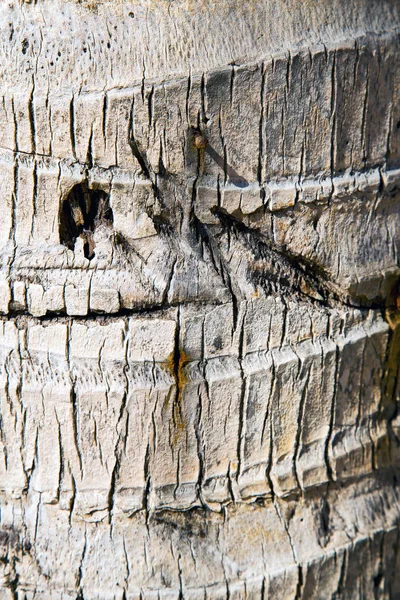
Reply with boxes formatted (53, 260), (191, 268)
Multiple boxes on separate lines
(1, 32), (399, 179)
(0, 163), (397, 317)
(0, 31), (399, 319)
(0, 302), (397, 518)
(0, 149), (399, 211)
(1, 471), (400, 598)
(1, 1), (400, 597)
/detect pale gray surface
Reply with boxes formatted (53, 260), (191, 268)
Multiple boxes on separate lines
(0, 1), (399, 598)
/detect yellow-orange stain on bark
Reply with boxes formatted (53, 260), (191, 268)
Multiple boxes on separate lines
(164, 348), (191, 445)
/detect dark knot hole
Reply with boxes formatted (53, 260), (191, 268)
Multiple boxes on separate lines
(59, 183), (113, 260)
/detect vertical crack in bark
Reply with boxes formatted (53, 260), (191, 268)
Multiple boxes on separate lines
(236, 301), (247, 492)
(1, 6), (400, 597)
(330, 50), (337, 187)
(293, 366), (311, 491)
(325, 344), (340, 482)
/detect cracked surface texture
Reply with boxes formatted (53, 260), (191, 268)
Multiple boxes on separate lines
(0, 0), (400, 598)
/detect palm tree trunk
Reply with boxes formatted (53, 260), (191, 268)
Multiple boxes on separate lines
(0, 0), (400, 597)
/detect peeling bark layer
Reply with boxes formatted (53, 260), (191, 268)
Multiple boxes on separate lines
(0, 0), (400, 597)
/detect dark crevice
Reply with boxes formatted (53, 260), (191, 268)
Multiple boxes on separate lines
(59, 182), (113, 260)
(211, 205), (397, 311)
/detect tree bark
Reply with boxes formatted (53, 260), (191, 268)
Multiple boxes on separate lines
(0, 0), (400, 597)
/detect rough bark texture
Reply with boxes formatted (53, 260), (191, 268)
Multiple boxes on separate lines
(0, 0), (400, 597)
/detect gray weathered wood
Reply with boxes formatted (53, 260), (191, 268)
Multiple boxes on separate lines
(0, 0), (399, 597)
